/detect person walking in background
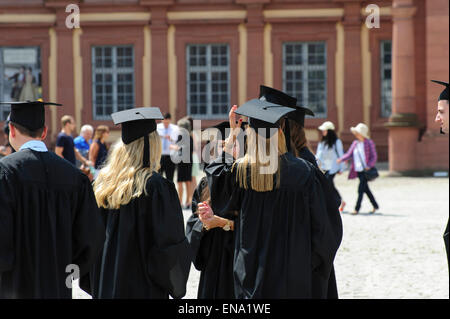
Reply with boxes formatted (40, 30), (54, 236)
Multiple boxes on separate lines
(74, 124), (94, 168)
(316, 121), (346, 212)
(89, 125), (109, 171)
(55, 115), (91, 167)
(337, 123), (379, 215)
(157, 112), (178, 182)
(174, 118), (193, 209)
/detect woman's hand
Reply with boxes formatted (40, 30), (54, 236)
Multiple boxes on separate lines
(197, 202), (214, 220)
(336, 158), (342, 164)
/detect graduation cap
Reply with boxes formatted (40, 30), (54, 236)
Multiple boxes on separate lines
(0, 100), (62, 131)
(287, 103), (315, 127)
(234, 98), (295, 138)
(111, 107), (163, 168)
(431, 80), (449, 101)
(258, 86), (314, 150)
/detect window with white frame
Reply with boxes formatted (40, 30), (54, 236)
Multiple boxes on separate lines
(0, 46), (42, 121)
(186, 44), (230, 118)
(283, 42), (327, 118)
(380, 40), (392, 118)
(92, 45), (134, 120)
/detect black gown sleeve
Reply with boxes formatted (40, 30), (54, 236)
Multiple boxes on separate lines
(147, 178), (192, 299)
(0, 165), (15, 272)
(205, 152), (241, 216)
(307, 173), (342, 298)
(72, 175), (105, 287)
(185, 178), (208, 270)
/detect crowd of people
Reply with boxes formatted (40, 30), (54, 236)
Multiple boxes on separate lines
(0, 80), (448, 299)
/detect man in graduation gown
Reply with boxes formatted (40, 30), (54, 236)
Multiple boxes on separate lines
(0, 100), (105, 299)
(206, 100), (341, 298)
(431, 80), (449, 272)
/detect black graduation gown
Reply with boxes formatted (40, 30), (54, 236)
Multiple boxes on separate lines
(297, 146), (342, 299)
(86, 173), (191, 299)
(185, 177), (235, 298)
(205, 152), (341, 299)
(0, 149), (105, 299)
(298, 147), (318, 168)
(444, 220), (449, 273)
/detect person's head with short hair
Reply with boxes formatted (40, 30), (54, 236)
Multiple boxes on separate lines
(8, 121), (47, 151)
(1, 100), (61, 151)
(432, 80), (449, 135)
(80, 124), (94, 142)
(163, 112), (171, 128)
(93, 125), (110, 142)
(61, 115), (75, 134)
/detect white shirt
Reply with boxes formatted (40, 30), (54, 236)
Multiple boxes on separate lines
(157, 123), (179, 155)
(353, 141), (366, 172)
(316, 139), (345, 174)
(19, 140), (48, 152)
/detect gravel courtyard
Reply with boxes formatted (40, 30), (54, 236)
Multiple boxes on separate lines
(74, 169), (449, 299)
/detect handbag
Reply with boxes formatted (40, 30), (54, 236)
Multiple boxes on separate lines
(356, 145), (379, 182)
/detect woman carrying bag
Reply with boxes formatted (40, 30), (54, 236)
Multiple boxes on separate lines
(337, 123), (379, 215)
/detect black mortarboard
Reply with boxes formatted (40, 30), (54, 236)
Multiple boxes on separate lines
(287, 102), (315, 127)
(111, 107), (163, 168)
(0, 100), (62, 131)
(431, 80), (449, 101)
(234, 98), (295, 138)
(259, 85), (297, 108)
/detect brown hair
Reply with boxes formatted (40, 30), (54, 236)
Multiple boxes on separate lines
(281, 119), (311, 158)
(93, 125), (110, 141)
(10, 121), (44, 138)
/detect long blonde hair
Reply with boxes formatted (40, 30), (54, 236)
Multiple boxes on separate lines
(94, 131), (162, 209)
(233, 127), (287, 192)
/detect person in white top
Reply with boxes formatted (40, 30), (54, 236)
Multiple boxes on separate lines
(316, 121), (346, 212)
(156, 112), (179, 182)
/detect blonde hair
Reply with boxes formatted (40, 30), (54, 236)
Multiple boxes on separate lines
(233, 127), (287, 192)
(93, 125), (109, 141)
(93, 131), (162, 209)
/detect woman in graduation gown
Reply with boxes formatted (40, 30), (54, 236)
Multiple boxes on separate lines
(85, 107), (191, 299)
(186, 122), (241, 299)
(259, 85), (343, 298)
(205, 101), (341, 299)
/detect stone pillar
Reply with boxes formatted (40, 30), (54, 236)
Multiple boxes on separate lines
(149, 5), (171, 115)
(45, 1), (77, 134)
(385, 0), (419, 173)
(340, 1), (365, 146)
(237, 0), (269, 99)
